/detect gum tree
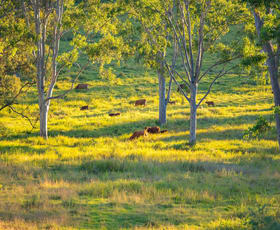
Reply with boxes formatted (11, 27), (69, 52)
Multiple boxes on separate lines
(16, 0), (127, 139)
(243, 0), (280, 148)
(127, 0), (249, 145)
(166, 0), (250, 145)
(120, 0), (179, 125)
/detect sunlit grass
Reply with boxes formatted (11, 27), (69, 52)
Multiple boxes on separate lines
(0, 44), (279, 229)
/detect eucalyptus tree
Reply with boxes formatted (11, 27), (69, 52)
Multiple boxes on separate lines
(126, 0), (249, 145)
(166, 0), (250, 145)
(15, 0), (127, 139)
(242, 0), (280, 148)
(119, 0), (178, 125)
(0, 0), (35, 112)
(16, 0), (80, 139)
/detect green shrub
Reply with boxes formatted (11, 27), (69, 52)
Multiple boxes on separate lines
(243, 116), (271, 139)
(246, 205), (280, 230)
(0, 75), (21, 105)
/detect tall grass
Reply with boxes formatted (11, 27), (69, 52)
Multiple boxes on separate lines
(0, 40), (279, 229)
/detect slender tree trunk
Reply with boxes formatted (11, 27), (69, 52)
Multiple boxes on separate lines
(253, 11), (280, 149)
(189, 83), (197, 146)
(158, 66), (167, 125)
(267, 57), (280, 148)
(39, 102), (49, 139)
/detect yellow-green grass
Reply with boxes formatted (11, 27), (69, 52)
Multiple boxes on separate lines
(0, 53), (279, 229)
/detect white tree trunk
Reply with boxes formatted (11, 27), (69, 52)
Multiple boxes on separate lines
(158, 66), (167, 125)
(189, 83), (197, 146)
(39, 103), (49, 139)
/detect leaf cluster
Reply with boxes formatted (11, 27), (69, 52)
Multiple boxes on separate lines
(243, 116), (271, 139)
(0, 75), (21, 106)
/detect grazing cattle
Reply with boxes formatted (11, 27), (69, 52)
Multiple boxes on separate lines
(160, 129), (168, 133)
(109, 113), (120, 117)
(168, 101), (176, 105)
(147, 126), (160, 134)
(129, 127), (148, 140)
(135, 99), (146, 106)
(205, 101), (215, 107)
(80, 105), (89, 110)
(75, 84), (89, 90)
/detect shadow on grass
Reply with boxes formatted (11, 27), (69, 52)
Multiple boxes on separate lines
(0, 145), (48, 155)
(1, 113), (273, 144)
(163, 128), (244, 142)
(82, 201), (196, 229)
(1, 157), (279, 229)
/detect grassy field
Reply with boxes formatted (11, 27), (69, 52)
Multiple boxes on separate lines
(0, 40), (280, 229)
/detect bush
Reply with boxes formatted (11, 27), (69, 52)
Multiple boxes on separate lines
(246, 205), (280, 230)
(0, 75), (21, 106)
(243, 116), (271, 139)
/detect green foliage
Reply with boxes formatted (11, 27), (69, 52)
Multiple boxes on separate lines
(0, 75), (21, 106)
(241, 54), (266, 66)
(246, 205), (280, 230)
(274, 106), (280, 116)
(243, 116), (271, 139)
(242, 0), (280, 64)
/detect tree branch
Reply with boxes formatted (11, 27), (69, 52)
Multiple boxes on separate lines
(44, 60), (90, 102)
(164, 61), (190, 103)
(166, 10), (191, 82)
(197, 65), (237, 107)
(8, 105), (36, 129)
(198, 55), (241, 82)
(183, 0), (194, 78)
(0, 81), (35, 112)
(165, 37), (178, 105)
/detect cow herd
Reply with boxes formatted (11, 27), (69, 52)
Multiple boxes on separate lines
(129, 126), (168, 140)
(75, 83), (215, 140)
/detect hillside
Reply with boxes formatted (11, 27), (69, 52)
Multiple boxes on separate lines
(0, 40), (279, 229)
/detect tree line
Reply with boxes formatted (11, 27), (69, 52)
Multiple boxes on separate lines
(0, 0), (280, 148)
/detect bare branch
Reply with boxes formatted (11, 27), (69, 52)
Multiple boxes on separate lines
(172, 69), (190, 88)
(197, 65), (237, 107)
(45, 61), (90, 102)
(8, 105), (36, 129)
(0, 81), (35, 112)
(195, 1), (210, 80)
(165, 36), (178, 105)
(164, 61), (190, 103)
(165, 76), (172, 105)
(166, 10), (191, 82)
(198, 55), (241, 82)
(46, 0), (64, 102)
(183, 0), (194, 78)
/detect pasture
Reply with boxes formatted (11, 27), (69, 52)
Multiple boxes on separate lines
(0, 45), (279, 229)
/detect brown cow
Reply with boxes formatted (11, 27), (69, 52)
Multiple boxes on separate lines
(129, 127), (148, 140)
(160, 129), (168, 133)
(205, 101), (215, 107)
(147, 126), (160, 134)
(109, 113), (120, 117)
(168, 101), (176, 105)
(177, 83), (188, 92)
(80, 105), (89, 110)
(75, 84), (89, 90)
(135, 99), (146, 106)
